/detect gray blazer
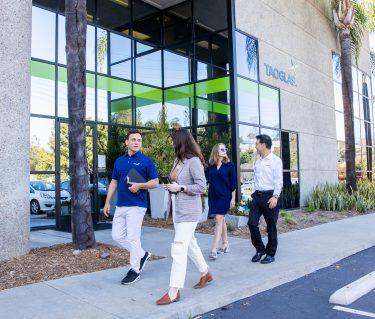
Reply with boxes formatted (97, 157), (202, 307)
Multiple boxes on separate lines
(167, 156), (206, 223)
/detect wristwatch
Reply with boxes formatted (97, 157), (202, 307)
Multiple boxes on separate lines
(180, 186), (185, 192)
(273, 194), (279, 199)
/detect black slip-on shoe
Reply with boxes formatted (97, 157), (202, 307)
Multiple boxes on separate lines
(260, 255), (275, 264)
(121, 269), (140, 285)
(251, 251), (266, 262)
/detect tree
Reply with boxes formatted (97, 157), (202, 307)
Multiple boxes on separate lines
(66, 0), (96, 249)
(142, 106), (175, 177)
(332, 0), (367, 192)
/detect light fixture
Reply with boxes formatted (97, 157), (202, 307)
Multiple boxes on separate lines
(87, 14), (93, 22)
(110, 0), (129, 7)
(196, 40), (220, 50)
(132, 30), (150, 40)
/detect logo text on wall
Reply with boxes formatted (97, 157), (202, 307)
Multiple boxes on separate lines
(264, 61), (298, 86)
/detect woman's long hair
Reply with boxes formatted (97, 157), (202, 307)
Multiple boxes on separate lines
(209, 143), (229, 166)
(171, 128), (205, 165)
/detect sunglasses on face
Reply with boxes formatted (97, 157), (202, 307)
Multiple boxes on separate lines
(219, 148), (226, 152)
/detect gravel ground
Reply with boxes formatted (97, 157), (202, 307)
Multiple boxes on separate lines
(0, 209), (369, 291)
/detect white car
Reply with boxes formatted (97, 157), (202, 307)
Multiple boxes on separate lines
(30, 181), (71, 214)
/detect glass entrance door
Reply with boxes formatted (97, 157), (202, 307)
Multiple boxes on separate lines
(56, 120), (104, 230)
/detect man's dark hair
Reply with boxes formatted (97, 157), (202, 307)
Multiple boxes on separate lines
(126, 129), (143, 140)
(256, 134), (272, 149)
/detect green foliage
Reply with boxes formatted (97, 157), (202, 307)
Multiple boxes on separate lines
(281, 182), (300, 209)
(280, 210), (297, 225)
(142, 107), (175, 177)
(229, 202), (248, 216)
(307, 180), (375, 213)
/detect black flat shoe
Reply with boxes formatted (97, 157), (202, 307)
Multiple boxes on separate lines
(251, 251), (265, 262)
(260, 255), (275, 264)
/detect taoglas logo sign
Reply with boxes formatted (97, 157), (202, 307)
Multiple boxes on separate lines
(264, 60), (299, 86)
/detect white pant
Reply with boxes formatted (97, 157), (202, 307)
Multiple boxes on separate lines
(112, 206), (146, 273)
(169, 221), (208, 288)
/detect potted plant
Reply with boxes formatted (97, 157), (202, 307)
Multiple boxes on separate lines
(225, 200), (249, 228)
(143, 106), (176, 218)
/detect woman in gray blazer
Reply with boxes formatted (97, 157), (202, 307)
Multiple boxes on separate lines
(156, 128), (213, 305)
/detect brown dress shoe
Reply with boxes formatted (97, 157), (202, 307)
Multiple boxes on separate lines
(193, 272), (213, 289)
(156, 291), (180, 305)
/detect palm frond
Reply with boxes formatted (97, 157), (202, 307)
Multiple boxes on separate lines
(350, 1), (367, 64)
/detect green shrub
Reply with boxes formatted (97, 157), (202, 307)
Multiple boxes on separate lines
(280, 210), (297, 225)
(306, 180), (375, 213)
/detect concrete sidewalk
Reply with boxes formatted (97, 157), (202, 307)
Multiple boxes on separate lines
(2, 213), (375, 319)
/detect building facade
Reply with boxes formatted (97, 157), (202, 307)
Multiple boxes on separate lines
(1, 0), (372, 253)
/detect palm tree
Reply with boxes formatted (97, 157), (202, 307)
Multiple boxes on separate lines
(332, 0), (366, 193)
(65, 0), (96, 249)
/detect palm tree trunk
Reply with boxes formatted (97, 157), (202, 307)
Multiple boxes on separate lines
(339, 28), (357, 193)
(66, 0), (96, 249)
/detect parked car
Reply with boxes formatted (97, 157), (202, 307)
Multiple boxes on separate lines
(60, 180), (107, 208)
(30, 181), (71, 214)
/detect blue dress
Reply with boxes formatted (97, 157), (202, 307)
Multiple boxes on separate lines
(207, 162), (236, 215)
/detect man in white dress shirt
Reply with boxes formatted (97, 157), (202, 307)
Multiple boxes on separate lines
(248, 134), (283, 264)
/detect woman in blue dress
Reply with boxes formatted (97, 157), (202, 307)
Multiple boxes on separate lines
(207, 143), (236, 260)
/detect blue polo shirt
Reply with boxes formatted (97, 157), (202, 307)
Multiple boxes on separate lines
(112, 151), (158, 208)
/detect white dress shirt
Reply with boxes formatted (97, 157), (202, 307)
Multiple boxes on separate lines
(253, 152), (283, 197)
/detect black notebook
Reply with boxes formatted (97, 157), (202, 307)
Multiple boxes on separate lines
(126, 167), (146, 184)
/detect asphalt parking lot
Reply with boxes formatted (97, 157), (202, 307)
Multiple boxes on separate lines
(199, 246), (375, 319)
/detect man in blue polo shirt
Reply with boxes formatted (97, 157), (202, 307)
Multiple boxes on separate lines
(104, 129), (159, 285)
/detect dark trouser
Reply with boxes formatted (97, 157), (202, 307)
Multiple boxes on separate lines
(247, 191), (279, 257)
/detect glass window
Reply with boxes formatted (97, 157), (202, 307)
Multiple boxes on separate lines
(195, 36), (211, 65)
(32, 6), (56, 62)
(164, 21), (192, 46)
(164, 51), (190, 87)
(354, 118), (361, 145)
(194, 0), (227, 35)
(135, 51), (161, 87)
(136, 99), (162, 127)
(259, 85), (279, 128)
(337, 141), (345, 181)
(332, 52), (341, 83)
(30, 74), (55, 116)
(236, 32), (258, 81)
(58, 80), (68, 118)
(335, 112), (345, 142)
(281, 172), (299, 209)
(133, 0), (159, 20)
(133, 13), (162, 46)
(165, 99), (191, 128)
(353, 92), (360, 118)
(30, 117), (55, 172)
(334, 82), (343, 112)
(97, 28), (108, 74)
(97, 0), (131, 31)
(34, 0), (56, 10)
(197, 61), (210, 81)
(196, 124), (231, 163)
(239, 124), (259, 171)
(111, 60), (132, 80)
(364, 121), (373, 147)
(238, 77), (259, 125)
(260, 128), (280, 157)
(240, 171), (254, 203)
(212, 33), (229, 69)
(111, 96), (132, 125)
(110, 32), (132, 64)
(87, 25), (96, 72)
(58, 15), (66, 64)
(281, 131), (298, 171)
(352, 66), (359, 92)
